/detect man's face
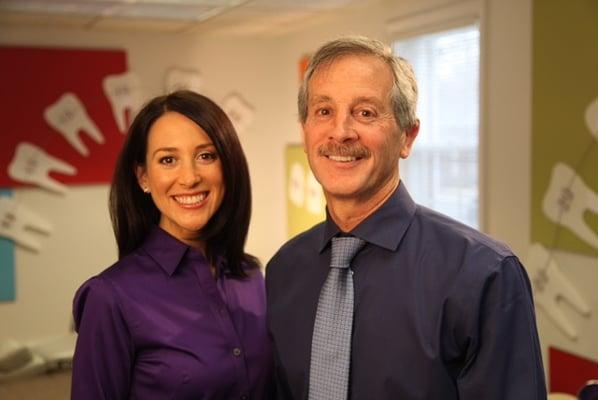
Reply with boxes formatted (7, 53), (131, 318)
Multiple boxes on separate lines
(302, 54), (416, 205)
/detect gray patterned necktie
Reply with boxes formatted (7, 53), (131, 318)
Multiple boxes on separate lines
(308, 236), (366, 400)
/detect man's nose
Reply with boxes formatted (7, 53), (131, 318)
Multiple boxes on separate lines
(329, 112), (358, 142)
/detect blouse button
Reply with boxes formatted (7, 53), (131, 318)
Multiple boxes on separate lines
(240, 395), (248, 400)
(232, 347), (242, 357)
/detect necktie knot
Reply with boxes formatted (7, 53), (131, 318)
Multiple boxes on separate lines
(330, 236), (366, 269)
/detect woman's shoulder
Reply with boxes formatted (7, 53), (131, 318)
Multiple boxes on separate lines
(72, 252), (148, 329)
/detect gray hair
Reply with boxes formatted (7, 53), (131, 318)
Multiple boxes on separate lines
(298, 36), (419, 132)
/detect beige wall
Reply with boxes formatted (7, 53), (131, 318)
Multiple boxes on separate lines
(1, 0), (597, 380)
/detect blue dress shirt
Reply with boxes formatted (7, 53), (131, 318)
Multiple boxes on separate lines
(72, 226), (273, 399)
(266, 182), (546, 399)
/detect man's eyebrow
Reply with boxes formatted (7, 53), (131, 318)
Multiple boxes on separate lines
(309, 95), (333, 104)
(353, 96), (384, 106)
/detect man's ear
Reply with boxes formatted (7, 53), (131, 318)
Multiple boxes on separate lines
(135, 164), (148, 192)
(399, 120), (420, 159)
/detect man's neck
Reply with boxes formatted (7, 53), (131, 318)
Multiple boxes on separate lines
(326, 177), (399, 232)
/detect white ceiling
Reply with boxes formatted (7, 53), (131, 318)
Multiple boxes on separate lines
(0, 0), (365, 34)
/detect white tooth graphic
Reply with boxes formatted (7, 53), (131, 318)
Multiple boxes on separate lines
(43, 92), (104, 157)
(543, 162), (598, 249)
(7, 142), (77, 195)
(585, 97), (598, 141)
(289, 162), (305, 207)
(103, 71), (142, 133)
(221, 92), (254, 135)
(526, 243), (591, 341)
(165, 68), (203, 93)
(0, 196), (53, 252)
(306, 171), (324, 215)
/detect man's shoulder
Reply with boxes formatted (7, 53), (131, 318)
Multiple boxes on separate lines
(268, 221), (326, 268)
(415, 205), (514, 260)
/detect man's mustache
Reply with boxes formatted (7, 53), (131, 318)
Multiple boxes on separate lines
(317, 143), (371, 158)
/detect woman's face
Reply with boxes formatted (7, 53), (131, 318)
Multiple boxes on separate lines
(136, 111), (225, 247)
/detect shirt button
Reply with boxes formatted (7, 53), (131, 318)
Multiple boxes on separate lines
(232, 347), (242, 357)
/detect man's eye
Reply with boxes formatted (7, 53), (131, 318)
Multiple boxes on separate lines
(358, 109), (374, 118)
(316, 108), (330, 116)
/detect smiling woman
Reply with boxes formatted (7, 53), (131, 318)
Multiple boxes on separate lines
(70, 90), (273, 399)
(136, 111), (226, 253)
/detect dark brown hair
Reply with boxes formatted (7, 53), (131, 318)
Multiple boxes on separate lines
(109, 90), (258, 277)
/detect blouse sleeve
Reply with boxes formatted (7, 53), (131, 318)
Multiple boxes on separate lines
(456, 256), (547, 399)
(71, 277), (134, 400)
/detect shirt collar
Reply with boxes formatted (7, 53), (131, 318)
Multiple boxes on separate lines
(140, 226), (193, 276)
(319, 181), (417, 252)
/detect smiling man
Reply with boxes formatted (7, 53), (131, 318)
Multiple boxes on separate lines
(266, 36), (546, 400)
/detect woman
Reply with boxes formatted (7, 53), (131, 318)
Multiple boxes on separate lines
(71, 90), (272, 399)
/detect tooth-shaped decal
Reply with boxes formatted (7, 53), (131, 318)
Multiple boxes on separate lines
(43, 92), (104, 157)
(103, 71), (142, 133)
(543, 162), (598, 249)
(585, 97), (598, 141)
(306, 171), (324, 215)
(289, 162), (305, 207)
(7, 142), (76, 195)
(0, 196), (52, 252)
(165, 68), (203, 93)
(221, 92), (254, 135)
(526, 243), (591, 341)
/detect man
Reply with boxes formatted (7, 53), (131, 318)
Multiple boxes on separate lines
(266, 36), (546, 399)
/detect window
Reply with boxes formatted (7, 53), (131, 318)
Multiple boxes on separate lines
(394, 24), (480, 228)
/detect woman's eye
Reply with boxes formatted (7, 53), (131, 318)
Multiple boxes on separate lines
(159, 156), (175, 165)
(197, 152), (217, 162)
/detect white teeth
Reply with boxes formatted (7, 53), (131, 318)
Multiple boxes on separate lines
(8, 142), (77, 195)
(0, 196), (53, 252)
(43, 92), (104, 157)
(164, 68), (203, 93)
(526, 243), (591, 340)
(103, 71), (142, 133)
(174, 194), (206, 205)
(221, 92), (254, 135)
(329, 155), (357, 162)
(543, 162), (598, 249)
(585, 97), (598, 140)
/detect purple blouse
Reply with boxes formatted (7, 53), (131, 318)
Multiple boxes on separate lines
(71, 227), (273, 399)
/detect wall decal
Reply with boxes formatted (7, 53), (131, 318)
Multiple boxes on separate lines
(286, 144), (325, 238)
(0, 46), (129, 187)
(102, 71), (142, 134)
(221, 92), (254, 135)
(531, 0), (598, 257)
(0, 196), (52, 252)
(164, 67), (203, 94)
(543, 162), (598, 250)
(43, 92), (104, 157)
(8, 142), (76, 195)
(526, 243), (591, 340)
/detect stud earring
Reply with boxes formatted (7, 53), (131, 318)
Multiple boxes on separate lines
(143, 187), (150, 193)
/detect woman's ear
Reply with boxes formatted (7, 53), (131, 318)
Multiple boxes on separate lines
(135, 165), (149, 193)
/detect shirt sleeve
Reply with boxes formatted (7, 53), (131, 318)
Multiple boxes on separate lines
(71, 277), (134, 400)
(456, 256), (547, 399)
